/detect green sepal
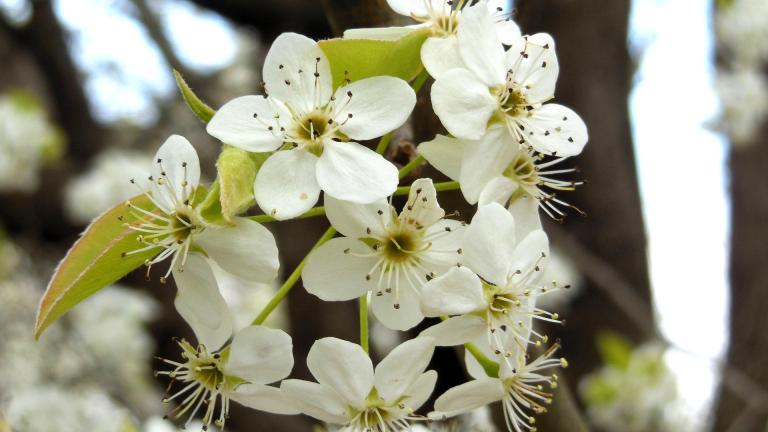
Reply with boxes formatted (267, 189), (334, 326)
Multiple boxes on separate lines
(217, 146), (267, 223)
(319, 28), (431, 89)
(173, 69), (215, 124)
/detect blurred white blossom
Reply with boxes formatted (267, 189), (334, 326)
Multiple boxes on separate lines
(716, 0), (768, 66)
(5, 386), (134, 432)
(64, 147), (152, 224)
(580, 339), (691, 432)
(715, 68), (768, 147)
(0, 91), (63, 193)
(0, 238), (163, 429)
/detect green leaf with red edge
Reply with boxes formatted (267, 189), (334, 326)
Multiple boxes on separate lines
(319, 28), (430, 89)
(35, 194), (160, 338)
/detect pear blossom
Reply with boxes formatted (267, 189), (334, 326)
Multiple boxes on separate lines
(207, 32), (416, 220)
(345, 0), (520, 79)
(157, 253), (297, 429)
(419, 128), (584, 219)
(302, 178), (464, 330)
(281, 337), (437, 432)
(420, 203), (563, 357)
(122, 135), (279, 284)
(431, 343), (566, 432)
(430, 0), (587, 156)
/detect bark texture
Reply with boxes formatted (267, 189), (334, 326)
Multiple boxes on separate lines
(516, 0), (655, 401)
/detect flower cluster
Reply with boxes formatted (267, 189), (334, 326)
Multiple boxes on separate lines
(40, 1), (591, 431)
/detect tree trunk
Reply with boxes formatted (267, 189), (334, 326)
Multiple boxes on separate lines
(516, 0), (655, 402)
(712, 77), (768, 432)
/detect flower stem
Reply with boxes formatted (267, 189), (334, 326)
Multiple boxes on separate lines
(411, 68), (430, 94)
(375, 132), (393, 155)
(359, 293), (369, 353)
(398, 154), (426, 179)
(249, 206), (326, 223)
(394, 180), (459, 196)
(465, 342), (500, 378)
(251, 226), (337, 325)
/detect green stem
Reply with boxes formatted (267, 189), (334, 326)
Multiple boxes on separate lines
(465, 342), (500, 378)
(359, 294), (369, 353)
(251, 227), (337, 325)
(394, 180), (459, 196)
(249, 206), (326, 223)
(411, 68), (430, 94)
(375, 132), (393, 155)
(398, 154), (426, 179)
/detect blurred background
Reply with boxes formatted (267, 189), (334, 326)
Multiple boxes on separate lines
(0, 0), (765, 431)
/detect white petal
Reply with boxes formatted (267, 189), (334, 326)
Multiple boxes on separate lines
(494, 20), (522, 46)
(231, 384), (300, 415)
(421, 36), (464, 80)
(400, 178), (444, 228)
(343, 25), (420, 41)
(419, 315), (487, 346)
(508, 194), (542, 238)
(387, 0), (421, 16)
(302, 237), (378, 301)
(509, 229), (549, 284)
(254, 149), (321, 220)
(225, 326), (293, 385)
(172, 254), (232, 351)
(334, 76), (416, 140)
(263, 33), (332, 113)
(477, 176), (518, 206)
(403, 370), (438, 410)
(375, 337), (435, 403)
(519, 104), (588, 157)
(456, 1), (506, 87)
(417, 135), (466, 181)
(431, 68), (497, 140)
(206, 95), (285, 152)
(420, 266), (486, 317)
(150, 135), (200, 213)
(431, 379), (506, 419)
(317, 140), (398, 203)
(371, 280), (425, 331)
(506, 33), (559, 104)
(459, 127), (517, 204)
(281, 379), (349, 424)
(196, 217), (279, 282)
(324, 195), (391, 239)
(462, 203), (516, 285)
(307, 337), (374, 409)
(421, 219), (465, 269)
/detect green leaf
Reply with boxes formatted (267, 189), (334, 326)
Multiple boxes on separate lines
(35, 194), (160, 338)
(199, 180), (226, 226)
(595, 331), (633, 370)
(173, 69), (215, 123)
(319, 28), (430, 89)
(216, 147), (267, 223)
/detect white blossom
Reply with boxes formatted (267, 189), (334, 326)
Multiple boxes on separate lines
(431, 344), (566, 432)
(302, 178), (464, 330)
(419, 129), (584, 219)
(345, 0), (521, 79)
(715, 67), (768, 147)
(207, 32), (416, 220)
(122, 135), (279, 284)
(420, 203), (562, 358)
(282, 337), (437, 432)
(430, 1), (587, 156)
(158, 253), (297, 429)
